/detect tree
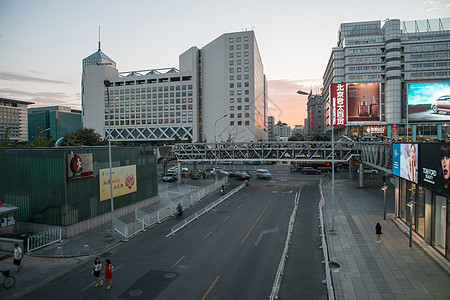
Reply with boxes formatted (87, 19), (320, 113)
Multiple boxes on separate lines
(63, 128), (103, 146)
(34, 136), (55, 147)
(0, 127), (11, 147)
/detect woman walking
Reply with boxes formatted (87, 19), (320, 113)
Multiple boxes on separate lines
(104, 259), (113, 290)
(375, 222), (382, 243)
(92, 257), (103, 287)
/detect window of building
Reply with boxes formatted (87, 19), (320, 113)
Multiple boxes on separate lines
(230, 83), (234, 88)
(230, 106), (235, 111)
(230, 98), (234, 103)
(244, 51), (249, 57)
(230, 91), (234, 96)
(230, 113), (234, 118)
(245, 105), (249, 110)
(229, 38), (234, 43)
(237, 37), (241, 42)
(244, 36), (249, 41)
(237, 45), (241, 50)
(230, 60), (234, 65)
(230, 68), (234, 73)
(230, 75), (234, 80)
(245, 121), (249, 125)
(238, 121), (242, 125)
(229, 53), (234, 58)
(229, 45), (234, 50)
(230, 121), (235, 126)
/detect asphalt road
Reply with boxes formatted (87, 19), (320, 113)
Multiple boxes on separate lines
(20, 169), (327, 300)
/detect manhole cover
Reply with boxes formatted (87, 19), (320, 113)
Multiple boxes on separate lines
(164, 273), (177, 279)
(104, 234), (113, 238)
(272, 190), (278, 193)
(129, 289), (143, 296)
(329, 261), (341, 268)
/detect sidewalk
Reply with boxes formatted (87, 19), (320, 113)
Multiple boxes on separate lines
(0, 177), (228, 299)
(322, 177), (450, 300)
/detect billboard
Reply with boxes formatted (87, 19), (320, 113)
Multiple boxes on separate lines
(407, 82), (450, 122)
(67, 153), (94, 181)
(99, 165), (137, 201)
(392, 143), (418, 183)
(419, 143), (450, 197)
(347, 83), (380, 123)
(330, 83), (347, 127)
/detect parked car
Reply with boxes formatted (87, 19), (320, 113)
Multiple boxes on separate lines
(236, 172), (252, 180)
(256, 169), (272, 179)
(162, 174), (177, 182)
(357, 167), (379, 174)
(300, 167), (321, 175)
(249, 161), (261, 165)
(431, 95), (450, 114)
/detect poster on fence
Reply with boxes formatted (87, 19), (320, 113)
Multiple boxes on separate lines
(99, 165), (137, 201)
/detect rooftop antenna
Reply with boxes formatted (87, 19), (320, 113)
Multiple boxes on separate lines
(98, 25), (101, 52)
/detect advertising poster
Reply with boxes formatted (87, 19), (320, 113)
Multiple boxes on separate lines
(330, 83), (347, 127)
(99, 165), (137, 201)
(347, 83), (380, 122)
(399, 143), (419, 183)
(407, 82), (450, 122)
(419, 144), (450, 197)
(67, 153), (94, 181)
(392, 143), (401, 177)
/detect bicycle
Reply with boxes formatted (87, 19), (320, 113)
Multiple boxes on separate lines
(1, 270), (16, 289)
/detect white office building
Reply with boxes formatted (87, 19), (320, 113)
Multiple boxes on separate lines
(81, 31), (267, 143)
(322, 18), (450, 140)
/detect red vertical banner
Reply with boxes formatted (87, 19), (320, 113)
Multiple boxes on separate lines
(330, 83), (347, 127)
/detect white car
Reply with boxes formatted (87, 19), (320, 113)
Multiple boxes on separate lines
(357, 167), (379, 174)
(256, 169), (272, 179)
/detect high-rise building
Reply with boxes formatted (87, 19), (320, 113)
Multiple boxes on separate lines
(322, 18), (450, 140)
(28, 106), (82, 141)
(268, 116), (275, 141)
(306, 94), (325, 138)
(81, 31), (267, 143)
(0, 98), (34, 142)
(274, 121), (291, 141)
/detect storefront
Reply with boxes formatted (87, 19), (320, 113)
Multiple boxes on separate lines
(394, 143), (449, 260)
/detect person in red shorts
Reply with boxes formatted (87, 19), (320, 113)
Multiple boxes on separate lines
(104, 259), (113, 290)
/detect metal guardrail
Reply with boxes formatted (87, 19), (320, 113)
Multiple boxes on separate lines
(318, 178), (335, 300)
(113, 178), (230, 240)
(166, 182), (246, 237)
(269, 188), (300, 300)
(27, 227), (62, 253)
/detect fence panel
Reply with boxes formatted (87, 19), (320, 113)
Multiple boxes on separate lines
(27, 227), (62, 253)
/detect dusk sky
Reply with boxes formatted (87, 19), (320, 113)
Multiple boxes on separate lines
(0, 0), (448, 127)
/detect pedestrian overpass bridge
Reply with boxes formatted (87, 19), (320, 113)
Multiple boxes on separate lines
(168, 141), (392, 174)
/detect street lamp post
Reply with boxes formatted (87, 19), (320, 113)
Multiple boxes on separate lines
(381, 183), (388, 220)
(104, 79), (115, 237)
(298, 90), (335, 231)
(407, 199), (416, 247)
(214, 114), (227, 183)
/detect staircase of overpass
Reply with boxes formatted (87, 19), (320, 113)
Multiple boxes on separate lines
(166, 141), (393, 174)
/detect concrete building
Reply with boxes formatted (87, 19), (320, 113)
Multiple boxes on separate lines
(274, 121), (291, 141)
(28, 106), (82, 141)
(268, 116), (275, 141)
(0, 98), (34, 142)
(322, 18), (450, 141)
(306, 94), (326, 138)
(292, 125), (304, 137)
(82, 31), (267, 143)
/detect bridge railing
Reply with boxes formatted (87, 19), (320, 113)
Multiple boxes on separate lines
(173, 141), (361, 163)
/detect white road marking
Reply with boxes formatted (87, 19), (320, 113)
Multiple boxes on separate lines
(223, 216), (230, 222)
(203, 232), (212, 240)
(236, 204), (242, 210)
(254, 226), (280, 246)
(171, 256), (185, 268)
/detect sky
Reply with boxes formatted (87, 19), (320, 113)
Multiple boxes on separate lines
(0, 0), (449, 127)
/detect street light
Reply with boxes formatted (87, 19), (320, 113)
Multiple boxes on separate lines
(298, 90), (335, 232)
(104, 79), (115, 238)
(407, 200), (416, 247)
(214, 114), (228, 183)
(381, 183), (388, 220)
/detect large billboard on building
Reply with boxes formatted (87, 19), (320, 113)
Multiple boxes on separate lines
(67, 153), (94, 181)
(392, 143), (418, 183)
(347, 83), (380, 123)
(330, 83), (347, 127)
(419, 143), (450, 197)
(407, 82), (450, 122)
(99, 165), (137, 201)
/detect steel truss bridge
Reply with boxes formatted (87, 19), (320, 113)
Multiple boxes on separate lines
(172, 141), (393, 173)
